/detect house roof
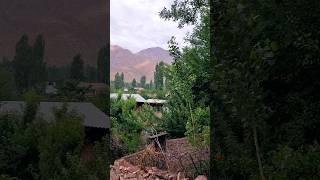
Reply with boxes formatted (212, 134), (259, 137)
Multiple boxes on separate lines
(146, 99), (167, 104)
(0, 101), (109, 129)
(134, 87), (144, 90)
(110, 93), (146, 103)
(45, 85), (58, 94)
(78, 82), (107, 90)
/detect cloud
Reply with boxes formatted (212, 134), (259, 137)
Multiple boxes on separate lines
(111, 0), (193, 53)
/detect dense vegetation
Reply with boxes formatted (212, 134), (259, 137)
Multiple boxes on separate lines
(110, 98), (162, 155)
(0, 98), (110, 180)
(161, 0), (320, 179)
(0, 34), (110, 179)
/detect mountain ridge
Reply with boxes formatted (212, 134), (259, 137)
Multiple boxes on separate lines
(110, 45), (172, 82)
(0, 0), (171, 82)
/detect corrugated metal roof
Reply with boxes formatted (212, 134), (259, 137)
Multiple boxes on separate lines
(0, 101), (109, 129)
(110, 93), (146, 103)
(146, 99), (167, 104)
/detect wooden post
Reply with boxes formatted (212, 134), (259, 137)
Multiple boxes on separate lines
(147, 132), (168, 152)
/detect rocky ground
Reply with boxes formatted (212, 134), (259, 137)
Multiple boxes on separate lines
(110, 138), (209, 180)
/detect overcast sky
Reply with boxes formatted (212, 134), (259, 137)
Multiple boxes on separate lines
(111, 0), (193, 53)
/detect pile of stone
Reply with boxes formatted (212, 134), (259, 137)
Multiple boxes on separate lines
(110, 158), (207, 180)
(110, 137), (209, 180)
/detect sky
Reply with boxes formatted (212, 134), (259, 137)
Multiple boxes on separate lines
(111, 0), (193, 53)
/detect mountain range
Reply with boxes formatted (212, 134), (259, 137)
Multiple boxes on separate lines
(0, 0), (172, 82)
(111, 45), (172, 81)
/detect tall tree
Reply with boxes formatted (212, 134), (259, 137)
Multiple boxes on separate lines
(97, 46), (108, 83)
(163, 0), (320, 179)
(149, 80), (153, 89)
(131, 78), (137, 88)
(154, 61), (165, 89)
(120, 72), (125, 88)
(70, 54), (84, 81)
(140, 75), (146, 88)
(114, 72), (121, 90)
(12, 35), (33, 93)
(0, 67), (16, 100)
(84, 65), (97, 82)
(32, 34), (47, 89)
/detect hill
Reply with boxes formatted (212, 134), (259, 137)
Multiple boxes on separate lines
(111, 45), (172, 81)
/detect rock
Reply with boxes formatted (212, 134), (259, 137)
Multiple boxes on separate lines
(195, 175), (207, 180)
(124, 173), (137, 179)
(168, 174), (177, 180)
(143, 173), (150, 178)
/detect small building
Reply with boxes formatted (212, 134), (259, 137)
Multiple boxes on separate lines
(110, 93), (146, 110)
(146, 99), (167, 118)
(78, 82), (108, 97)
(146, 99), (167, 111)
(0, 101), (109, 142)
(133, 87), (144, 94)
(45, 81), (58, 94)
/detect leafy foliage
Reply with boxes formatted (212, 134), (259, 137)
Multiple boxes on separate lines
(0, 102), (109, 179)
(154, 62), (166, 90)
(70, 54), (84, 81)
(131, 78), (137, 88)
(0, 67), (17, 100)
(11, 34), (47, 94)
(111, 98), (143, 153)
(140, 75), (146, 88)
(97, 46), (109, 84)
(162, 0), (320, 179)
(114, 72), (125, 90)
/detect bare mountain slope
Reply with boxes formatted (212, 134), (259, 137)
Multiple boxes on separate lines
(111, 45), (172, 82)
(137, 47), (172, 64)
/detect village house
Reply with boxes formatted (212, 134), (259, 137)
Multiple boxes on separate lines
(110, 93), (167, 116)
(146, 99), (167, 112)
(133, 87), (144, 94)
(45, 81), (58, 95)
(0, 101), (109, 142)
(146, 99), (167, 117)
(110, 93), (146, 110)
(78, 82), (108, 97)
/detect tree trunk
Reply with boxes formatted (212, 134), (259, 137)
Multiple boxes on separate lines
(253, 126), (265, 180)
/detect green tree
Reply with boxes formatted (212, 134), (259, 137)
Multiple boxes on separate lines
(84, 65), (97, 83)
(38, 104), (85, 179)
(0, 68), (17, 100)
(149, 80), (153, 89)
(97, 46), (108, 83)
(0, 104), (46, 179)
(23, 90), (40, 125)
(120, 72), (125, 88)
(58, 80), (89, 101)
(70, 54), (84, 81)
(47, 65), (69, 86)
(31, 34), (47, 91)
(140, 75), (146, 88)
(114, 72), (121, 90)
(131, 78), (137, 88)
(163, 0), (320, 179)
(12, 35), (33, 93)
(12, 34), (47, 94)
(111, 98), (144, 153)
(154, 62), (165, 90)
